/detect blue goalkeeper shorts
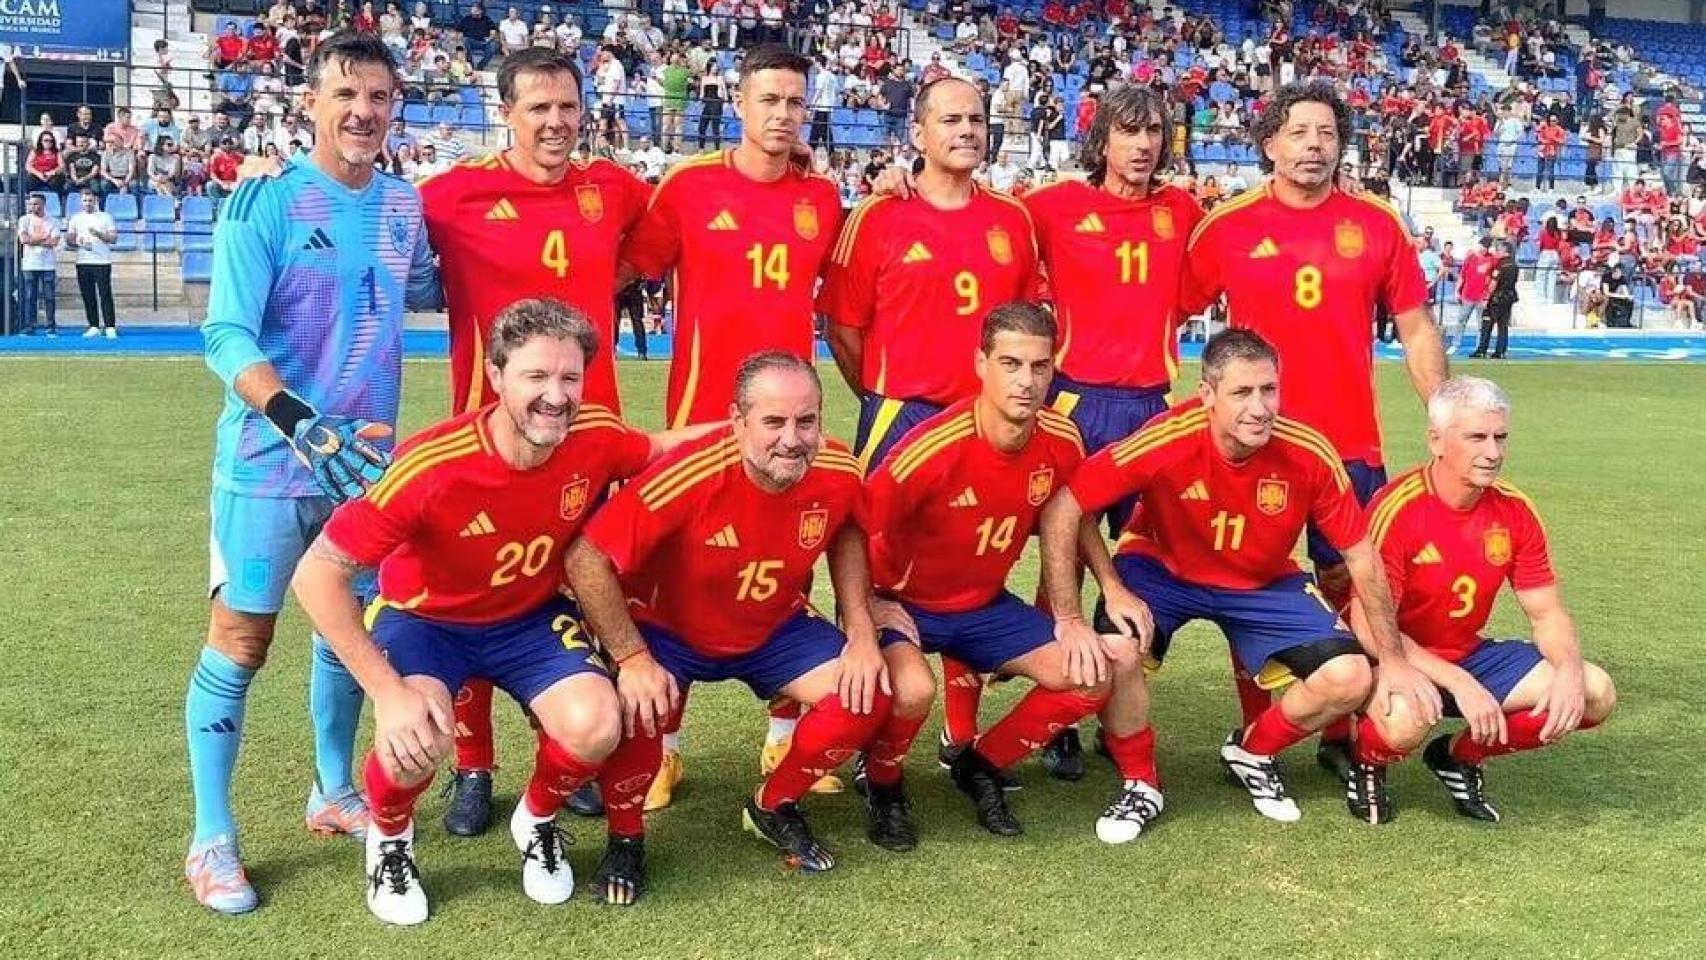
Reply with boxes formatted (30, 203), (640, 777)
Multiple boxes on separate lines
(208, 487), (374, 614)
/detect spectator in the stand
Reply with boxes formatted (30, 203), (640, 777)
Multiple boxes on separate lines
(279, 19), (308, 86)
(658, 51), (690, 154)
(1655, 91), (1685, 196)
(147, 138), (182, 197)
(422, 120), (463, 163)
(66, 187), (119, 339)
(179, 115), (211, 155)
(1535, 217), (1564, 300)
(921, 51), (950, 84)
(1610, 104), (1640, 193)
(1472, 241), (1519, 360)
(633, 136), (668, 180)
(140, 108), (181, 152)
(354, 1), (379, 33)
(207, 139), (242, 199)
(104, 107), (142, 153)
(1659, 266), (1701, 329)
(1602, 263), (1635, 328)
(17, 193), (60, 336)
(416, 142), (449, 178)
(67, 104), (100, 145)
(1456, 236), (1497, 348)
(499, 6), (531, 58)
(1535, 113), (1564, 191)
(248, 23), (280, 66)
(410, 1), (432, 33)
(64, 134), (101, 196)
(809, 59), (839, 152)
(211, 20), (246, 69)
(878, 64), (913, 145)
(459, 3), (498, 68)
(593, 47), (629, 151)
(99, 135), (138, 198)
(26, 131), (65, 199)
(696, 60), (727, 148)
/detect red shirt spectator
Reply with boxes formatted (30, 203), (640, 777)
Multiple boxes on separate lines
(208, 147), (241, 185)
(1656, 102), (1684, 158)
(1537, 119), (1566, 158)
(1075, 95), (1097, 137)
(1105, 0), (1129, 20)
(1440, 41), (1460, 63)
(1621, 182), (1653, 215)
(1043, 0), (1066, 25)
(214, 30), (245, 66)
(996, 12), (1019, 37)
(1558, 241), (1584, 274)
(873, 8), (897, 33)
(1459, 245), (1497, 304)
(247, 31), (278, 63)
(1428, 110), (1453, 151)
(1456, 111), (1491, 156)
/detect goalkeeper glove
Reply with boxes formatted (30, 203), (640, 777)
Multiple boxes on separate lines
(265, 390), (394, 504)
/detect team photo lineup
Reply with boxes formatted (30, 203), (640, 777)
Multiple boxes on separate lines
(183, 29), (1617, 926)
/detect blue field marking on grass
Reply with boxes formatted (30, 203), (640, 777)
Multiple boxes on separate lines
(4, 328), (1705, 362)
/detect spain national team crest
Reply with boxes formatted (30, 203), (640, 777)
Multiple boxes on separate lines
(798, 508), (829, 550)
(793, 200), (820, 241)
(1483, 527), (1512, 566)
(388, 216), (411, 257)
(1027, 465), (1056, 506)
(987, 227), (1013, 266)
(1334, 220), (1365, 259)
(1152, 206), (1176, 240)
(576, 184), (603, 223)
(560, 478), (591, 520)
(1255, 478), (1289, 516)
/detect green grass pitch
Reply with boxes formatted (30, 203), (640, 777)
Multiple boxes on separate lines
(0, 357), (1703, 958)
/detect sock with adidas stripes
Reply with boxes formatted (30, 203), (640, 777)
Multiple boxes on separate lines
(186, 645), (256, 844)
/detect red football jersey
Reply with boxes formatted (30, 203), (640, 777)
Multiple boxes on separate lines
(420, 154), (651, 415)
(1024, 179), (1203, 389)
(1069, 400), (1366, 590)
(323, 404), (653, 625)
(866, 399), (1085, 613)
(1182, 183), (1428, 466)
(583, 427), (865, 656)
(619, 150), (843, 428)
(818, 185), (1040, 405)
(1367, 465), (1555, 663)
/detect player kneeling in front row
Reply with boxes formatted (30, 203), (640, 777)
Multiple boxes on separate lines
(1039, 329), (1442, 837)
(858, 303), (1109, 846)
(566, 352), (892, 901)
(1340, 376), (1615, 824)
(292, 301), (709, 924)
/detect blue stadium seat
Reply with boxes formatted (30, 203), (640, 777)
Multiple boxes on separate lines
(143, 225), (177, 253)
(105, 193), (138, 221)
(142, 194), (175, 224)
(182, 223), (215, 252)
(113, 222), (140, 252)
(182, 196), (215, 223)
(182, 250), (214, 283)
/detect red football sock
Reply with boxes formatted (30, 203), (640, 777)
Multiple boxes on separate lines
(1242, 705), (1312, 756)
(599, 728), (662, 838)
(1352, 713), (1407, 765)
(522, 735), (603, 818)
(1229, 645), (1270, 727)
(759, 691), (889, 809)
(1321, 715), (1354, 744)
(453, 677), (496, 771)
(864, 710), (928, 788)
(941, 656), (984, 746)
(768, 698), (802, 721)
(1102, 726), (1159, 787)
(974, 686), (1106, 770)
(1450, 710), (1600, 764)
(364, 750), (434, 836)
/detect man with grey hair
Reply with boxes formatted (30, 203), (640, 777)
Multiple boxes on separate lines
(1346, 376), (1616, 824)
(292, 299), (714, 923)
(566, 351), (891, 900)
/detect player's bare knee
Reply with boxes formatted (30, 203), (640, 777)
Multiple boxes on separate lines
(541, 697), (622, 761)
(1370, 690), (1432, 754)
(205, 614), (276, 670)
(1583, 663), (1618, 724)
(891, 661), (937, 719)
(1310, 654), (1374, 711)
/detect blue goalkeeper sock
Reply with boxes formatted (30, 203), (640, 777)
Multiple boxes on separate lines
(186, 645), (255, 845)
(309, 634), (364, 795)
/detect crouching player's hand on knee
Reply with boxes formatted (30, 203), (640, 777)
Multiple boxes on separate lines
(374, 682), (454, 779)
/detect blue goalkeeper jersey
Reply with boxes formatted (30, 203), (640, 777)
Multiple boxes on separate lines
(203, 156), (441, 498)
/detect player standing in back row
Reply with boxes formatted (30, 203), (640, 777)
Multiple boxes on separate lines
(1018, 83), (1204, 781)
(419, 47), (653, 837)
(184, 32), (441, 915)
(1181, 81), (1448, 773)
(618, 43), (845, 808)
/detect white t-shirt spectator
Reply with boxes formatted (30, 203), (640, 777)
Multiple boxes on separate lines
(634, 143), (667, 178)
(499, 16), (530, 51)
(555, 19), (583, 48)
(17, 213), (59, 271)
(812, 68), (839, 110)
(955, 20), (977, 45)
(1003, 57), (1028, 97)
(596, 56), (627, 105)
(988, 158), (1020, 192)
(421, 131), (468, 162)
(67, 210), (117, 266)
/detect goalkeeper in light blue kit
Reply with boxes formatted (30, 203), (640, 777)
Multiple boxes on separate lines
(184, 31), (441, 915)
